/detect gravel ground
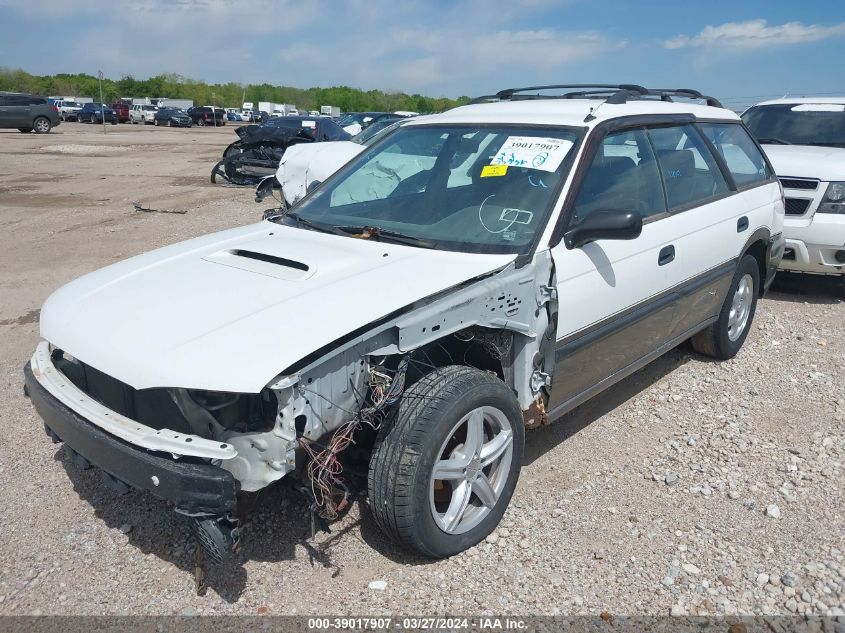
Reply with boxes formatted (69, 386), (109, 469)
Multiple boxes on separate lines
(0, 125), (843, 617)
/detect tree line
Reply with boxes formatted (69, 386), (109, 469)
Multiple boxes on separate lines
(0, 69), (470, 113)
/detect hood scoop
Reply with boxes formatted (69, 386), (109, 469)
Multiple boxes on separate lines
(203, 248), (314, 281)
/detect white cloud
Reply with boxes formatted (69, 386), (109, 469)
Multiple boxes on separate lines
(665, 19), (845, 51)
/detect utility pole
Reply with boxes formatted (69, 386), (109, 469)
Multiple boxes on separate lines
(98, 70), (106, 134)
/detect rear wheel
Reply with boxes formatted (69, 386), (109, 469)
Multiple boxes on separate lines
(691, 254), (760, 359)
(368, 365), (524, 558)
(33, 117), (52, 134)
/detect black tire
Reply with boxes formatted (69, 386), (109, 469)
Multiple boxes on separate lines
(368, 365), (524, 558)
(210, 159), (228, 184)
(33, 117), (52, 134)
(691, 254), (760, 360)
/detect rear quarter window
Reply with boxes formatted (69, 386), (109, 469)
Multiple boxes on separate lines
(699, 122), (772, 188)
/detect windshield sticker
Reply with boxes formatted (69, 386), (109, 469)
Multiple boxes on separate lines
(481, 165), (508, 178)
(490, 137), (574, 173)
(791, 104), (845, 112)
(302, 120), (317, 127)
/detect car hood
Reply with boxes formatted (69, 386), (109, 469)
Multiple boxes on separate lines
(40, 222), (514, 392)
(761, 144), (845, 182)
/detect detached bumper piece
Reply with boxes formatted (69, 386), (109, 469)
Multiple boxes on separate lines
(24, 363), (238, 515)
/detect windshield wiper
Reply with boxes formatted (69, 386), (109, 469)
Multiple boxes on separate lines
(756, 137), (791, 145)
(337, 225), (436, 249)
(280, 212), (348, 236)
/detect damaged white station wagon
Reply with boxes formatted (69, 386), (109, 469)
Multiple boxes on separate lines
(25, 84), (785, 564)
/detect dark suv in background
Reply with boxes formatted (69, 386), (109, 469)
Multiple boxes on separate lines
(0, 92), (61, 133)
(77, 103), (118, 124)
(187, 106), (226, 126)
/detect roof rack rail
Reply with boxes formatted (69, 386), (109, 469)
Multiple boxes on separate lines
(469, 84), (648, 105)
(468, 84), (723, 108)
(646, 88), (723, 108)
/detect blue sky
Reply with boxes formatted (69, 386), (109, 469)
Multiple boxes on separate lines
(1, 0), (844, 109)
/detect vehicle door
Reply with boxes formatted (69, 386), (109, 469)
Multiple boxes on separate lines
(0, 95), (10, 127)
(644, 123), (752, 340)
(5, 94), (32, 126)
(548, 124), (681, 413)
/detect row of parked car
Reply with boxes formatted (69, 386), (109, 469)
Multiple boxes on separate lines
(50, 99), (228, 127)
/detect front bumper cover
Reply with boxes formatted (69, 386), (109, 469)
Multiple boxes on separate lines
(24, 363), (238, 514)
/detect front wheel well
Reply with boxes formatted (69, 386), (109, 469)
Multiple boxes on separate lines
(393, 327), (511, 388)
(742, 238), (768, 297)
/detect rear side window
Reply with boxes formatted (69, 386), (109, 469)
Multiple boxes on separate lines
(572, 128), (667, 224)
(647, 124), (729, 210)
(698, 123), (772, 187)
(5, 95), (33, 106)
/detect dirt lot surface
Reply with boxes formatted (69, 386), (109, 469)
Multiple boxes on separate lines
(0, 123), (843, 617)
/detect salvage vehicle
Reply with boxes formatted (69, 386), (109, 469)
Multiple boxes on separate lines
(742, 98), (845, 295)
(25, 84), (784, 566)
(153, 107), (192, 127)
(77, 102), (118, 124)
(257, 118), (406, 209)
(0, 92), (60, 133)
(129, 103), (158, 124)
(211, 116), (351, 186)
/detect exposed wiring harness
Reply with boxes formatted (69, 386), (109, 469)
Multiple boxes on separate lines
(298, 357), (409, 520)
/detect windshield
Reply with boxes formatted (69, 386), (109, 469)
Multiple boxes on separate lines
(743, 104), (845, 147)
(282, 124), (581, 254)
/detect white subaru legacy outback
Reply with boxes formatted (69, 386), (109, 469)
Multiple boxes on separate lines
(742, 98), (845, 294)
(25, 85), (785, 563)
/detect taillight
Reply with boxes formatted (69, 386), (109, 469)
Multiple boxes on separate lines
(51, 105), (58, 112)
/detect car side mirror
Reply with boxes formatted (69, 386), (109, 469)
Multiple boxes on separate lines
(563, 209), (643, 249)
(306, 180), (322, 193)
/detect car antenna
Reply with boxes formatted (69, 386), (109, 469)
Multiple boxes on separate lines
(584, 101), (605, 122)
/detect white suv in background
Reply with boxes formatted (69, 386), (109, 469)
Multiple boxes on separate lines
(743, 98), (845, 294)
(25, 85), (784, 563)
(129, 103), (158, 124)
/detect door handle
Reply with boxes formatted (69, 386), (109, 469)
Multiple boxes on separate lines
(658, 245), (675, 266)
(737, 216), (749, 232)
